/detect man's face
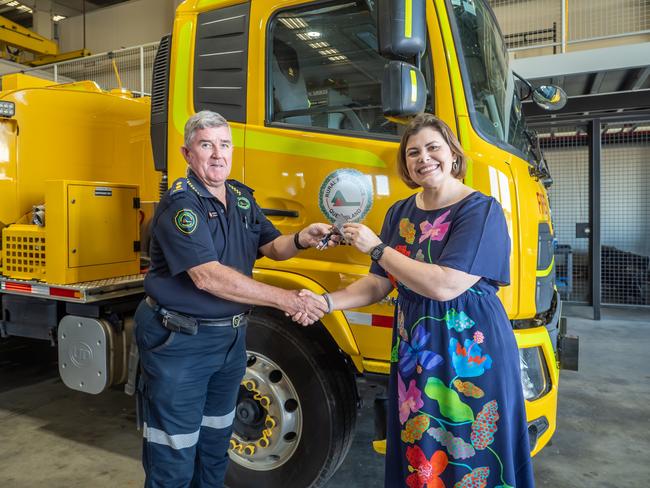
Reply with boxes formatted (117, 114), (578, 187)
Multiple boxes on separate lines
(182, 125), (233, 189)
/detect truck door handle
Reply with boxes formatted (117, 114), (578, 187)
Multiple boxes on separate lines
(261, 208), (299, 218)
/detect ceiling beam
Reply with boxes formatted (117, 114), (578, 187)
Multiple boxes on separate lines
(624, 66), (650, 91)
(513, 42), (650, 79)
(588, 71), (606, 95)
(523, 89), (650, 118)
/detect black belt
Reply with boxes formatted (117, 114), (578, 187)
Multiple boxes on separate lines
(145, 297), (248, 335)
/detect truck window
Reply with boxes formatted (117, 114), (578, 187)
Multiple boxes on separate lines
(268, 1), (400, 137)
(450, 0), (529, 158)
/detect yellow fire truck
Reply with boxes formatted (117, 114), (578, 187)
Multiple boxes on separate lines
(0, 0), (577, 486)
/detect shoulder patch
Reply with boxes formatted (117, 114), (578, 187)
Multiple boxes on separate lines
(174, 208), (198, 234)
(170, 178), (188, 196)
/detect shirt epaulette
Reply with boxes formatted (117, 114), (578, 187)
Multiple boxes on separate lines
(169, 178), (188, 197)
(227, 179), (255, 195)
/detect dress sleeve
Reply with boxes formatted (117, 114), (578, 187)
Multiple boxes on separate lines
(369, 204), (397, 278)
(436, 196), (511, 286)
(153, 196), (219, 276)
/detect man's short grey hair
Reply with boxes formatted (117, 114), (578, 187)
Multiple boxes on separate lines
(184, 110), (229, 147)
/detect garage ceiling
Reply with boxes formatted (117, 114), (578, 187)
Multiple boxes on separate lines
(515, 43), (650, 123)
(0, 0), (131, 28)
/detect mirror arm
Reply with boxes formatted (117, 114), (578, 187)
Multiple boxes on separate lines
(513, 71), (533, 100)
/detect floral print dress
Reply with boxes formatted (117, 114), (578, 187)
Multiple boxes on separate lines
(369, 192), (534, 488)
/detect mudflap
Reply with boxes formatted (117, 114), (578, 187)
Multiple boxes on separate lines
(558, 316), (579, 371)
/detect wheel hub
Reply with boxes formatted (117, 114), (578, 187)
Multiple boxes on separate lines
(229, 351), (303, 471)
(234, 388), (267, 440)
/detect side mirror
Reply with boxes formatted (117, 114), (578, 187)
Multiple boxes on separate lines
(532, 85), (567, 111)
(377, 0), (426, 58)
(382, 60), (426, 116)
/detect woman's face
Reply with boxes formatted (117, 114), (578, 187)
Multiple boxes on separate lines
(404, 127), (457, 189)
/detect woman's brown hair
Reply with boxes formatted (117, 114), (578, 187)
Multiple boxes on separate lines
(397, 114), (467, 189)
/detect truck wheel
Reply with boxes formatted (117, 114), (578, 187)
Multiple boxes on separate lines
(225, 310), (357, 488)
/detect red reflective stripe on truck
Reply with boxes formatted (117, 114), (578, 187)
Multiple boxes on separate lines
(371, 315), (393, 328)
(4, 281), (32, 293)
(49, 287), (79, 298)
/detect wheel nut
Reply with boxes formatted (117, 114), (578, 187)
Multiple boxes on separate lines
(258, 395), (271, 407)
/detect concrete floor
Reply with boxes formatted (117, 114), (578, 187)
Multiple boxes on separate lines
(0, 304), (648, 487)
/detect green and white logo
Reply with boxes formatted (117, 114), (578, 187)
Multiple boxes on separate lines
(237, 196), (251, 210)
(174, 209), (198, 234)
(319, 169), (373, 223)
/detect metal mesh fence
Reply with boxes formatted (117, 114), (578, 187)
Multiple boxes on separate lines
(539, 122), (650, 306)
(539, 126), (590, 303)
(600, 122), (650, 305)
(569, 0), (650, 43)
(489, 0), (650, 57)
(15, 43), (160, 96)
(490, 0), (562, 55)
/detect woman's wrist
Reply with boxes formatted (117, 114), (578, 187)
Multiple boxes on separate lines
(321, 293), (334, 313)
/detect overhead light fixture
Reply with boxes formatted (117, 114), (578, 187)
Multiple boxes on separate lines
(297, 31), (322, 41)
(6, 1), (33, 13)
(328, 55), (348, 62)
(318, 48), (339, 56)
(308, 41), (329, 49)
(278, 17), (308, 29)
(53, 14), (66, 22)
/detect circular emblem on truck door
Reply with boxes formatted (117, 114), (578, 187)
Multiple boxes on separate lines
(319, 169), (373, 224)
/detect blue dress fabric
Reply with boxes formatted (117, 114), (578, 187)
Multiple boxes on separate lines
(369, 191), (534, 488)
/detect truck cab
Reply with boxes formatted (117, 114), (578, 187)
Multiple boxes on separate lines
(145, 0), (573, 486)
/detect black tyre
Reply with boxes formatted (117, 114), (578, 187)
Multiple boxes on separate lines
(225, 309), (358, 488)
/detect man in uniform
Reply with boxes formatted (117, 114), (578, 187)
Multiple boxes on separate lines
(134, 110), (335, 487)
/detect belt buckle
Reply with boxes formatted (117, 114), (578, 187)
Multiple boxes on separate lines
(232, 314), (243, 328)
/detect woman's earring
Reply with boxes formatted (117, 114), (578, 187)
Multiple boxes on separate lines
(452, 160), (459, 172)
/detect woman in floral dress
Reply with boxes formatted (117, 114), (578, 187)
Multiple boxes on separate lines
(306, 114), (534, 487)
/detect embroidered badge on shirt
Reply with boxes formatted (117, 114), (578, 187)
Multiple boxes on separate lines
(237, 196), (251, 210)
(175, 209), (198, 234)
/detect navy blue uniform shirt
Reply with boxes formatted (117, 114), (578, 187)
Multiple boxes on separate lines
(144, 170), (281, 318)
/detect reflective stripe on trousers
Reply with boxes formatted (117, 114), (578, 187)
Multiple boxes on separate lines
(143, 408), (236, 449)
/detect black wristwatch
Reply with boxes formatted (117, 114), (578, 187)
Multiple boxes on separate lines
(370, 243), (388, 262)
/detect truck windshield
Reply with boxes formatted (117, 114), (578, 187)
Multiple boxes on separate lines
(450, 0), (530, 160)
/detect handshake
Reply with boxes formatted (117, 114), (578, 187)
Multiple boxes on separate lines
(280, 218), (383, 326)
(284, 289), (330, 326)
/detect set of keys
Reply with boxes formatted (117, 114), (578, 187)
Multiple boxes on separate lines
(316, 217), (348, 250)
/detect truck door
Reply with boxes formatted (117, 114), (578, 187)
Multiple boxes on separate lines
(244, 0), (405, 263)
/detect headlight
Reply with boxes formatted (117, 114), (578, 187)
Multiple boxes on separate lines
(519, 347), (550, 401)
(0, 101), (15, 117)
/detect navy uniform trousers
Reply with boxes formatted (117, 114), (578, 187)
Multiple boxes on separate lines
(134, 300), (247, 488)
